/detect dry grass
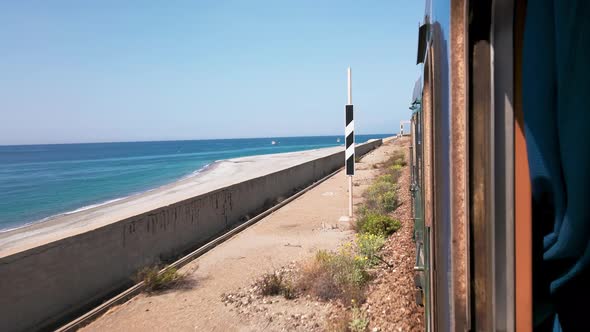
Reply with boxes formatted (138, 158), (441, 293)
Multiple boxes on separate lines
(255, 271), (295, 299)
(135, 266), (187, 293)
(326, 310), (352, 332)
(325, 305), (369, 332)
(296, 249), (369, 306)
(252, 147), (409, 330)
(295, 151), (407, 306)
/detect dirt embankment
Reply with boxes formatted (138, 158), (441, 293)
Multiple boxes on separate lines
(220, 137), (423, 331)
(82, 137), (422, 332)
(361, 138), (424, 331)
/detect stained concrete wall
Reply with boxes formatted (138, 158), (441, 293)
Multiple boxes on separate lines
(0, 140), (382, 332)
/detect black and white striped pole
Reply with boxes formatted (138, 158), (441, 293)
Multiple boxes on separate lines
(345, 67), (354, 218)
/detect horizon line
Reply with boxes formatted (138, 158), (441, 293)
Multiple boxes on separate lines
(0, 133), (396, 147)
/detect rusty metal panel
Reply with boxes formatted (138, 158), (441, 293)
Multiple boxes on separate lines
(423, 56), (434, 231)
(471, 38), (496, 330)
(470, 0), (496, 328)
(450, 0), (470, 330)
(422, 48), (435, 332)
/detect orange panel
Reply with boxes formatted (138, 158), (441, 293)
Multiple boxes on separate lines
(514, 1), (533, 330)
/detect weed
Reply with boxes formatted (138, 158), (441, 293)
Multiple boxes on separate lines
(379, 190), (398, 212)
(136, 266), (184, 292)
(326, 311), (352, 332)
(379, 151), (406, 175)
(349, 303), (369, 332)
(356, 234), (386, 266)
(377, 174), (394, 183)
(325, 303), (369, 332)
(390, 150), (407, 167)
(297, 250), (369, 305)
(363, 181), (397, 214)
(255, 272), (295, 299)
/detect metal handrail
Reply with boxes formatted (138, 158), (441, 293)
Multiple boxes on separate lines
(414, 242), (424, 271)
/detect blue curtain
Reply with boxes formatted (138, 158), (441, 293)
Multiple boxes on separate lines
(523, 1), (590, 330)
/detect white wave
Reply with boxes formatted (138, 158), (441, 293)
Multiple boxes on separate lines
(0, 163), (216, 233)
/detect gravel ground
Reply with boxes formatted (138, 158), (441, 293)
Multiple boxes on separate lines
(82, 139), (401, 332)
(222, 137), (424, 331)
(361, 138), (424, 331)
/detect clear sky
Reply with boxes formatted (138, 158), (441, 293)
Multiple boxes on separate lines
(0, 1), (423, 145)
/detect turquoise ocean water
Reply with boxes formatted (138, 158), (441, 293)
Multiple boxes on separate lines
(0, 135), (391, 231)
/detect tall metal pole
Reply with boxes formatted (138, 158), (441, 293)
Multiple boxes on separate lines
(346, 67), (354, 218)
(348, 67), (352, 105)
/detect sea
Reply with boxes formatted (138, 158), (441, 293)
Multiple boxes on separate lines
(0, 134), (391, 231)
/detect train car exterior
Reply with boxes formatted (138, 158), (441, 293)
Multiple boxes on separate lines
(410, 1), (590, 331)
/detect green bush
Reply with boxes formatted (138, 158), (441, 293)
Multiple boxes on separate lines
(356, 234), (386, 266)
(357, 213), (401, 237)
(379, 190), (398, 212)
(363, 181), (397, 213)
(394, 158), (407, 167)
(331, 251), (370, 287)
(391, 164), (403, 171)
(391, 151), (407, 167)
(377, 174), (394, 183)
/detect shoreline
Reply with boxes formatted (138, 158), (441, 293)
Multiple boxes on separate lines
(0, 145), (343, 258)
(0, 161), (218, 235)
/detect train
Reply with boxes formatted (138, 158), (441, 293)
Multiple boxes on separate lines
(408, 0), (589, 331)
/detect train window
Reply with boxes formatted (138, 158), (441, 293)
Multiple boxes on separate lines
(416, 23), (429, 64)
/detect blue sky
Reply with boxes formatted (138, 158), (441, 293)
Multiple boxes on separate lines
(0, 1), (423, 145)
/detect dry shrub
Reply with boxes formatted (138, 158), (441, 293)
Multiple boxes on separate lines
(325, 305), (368, 332)
(349, 304), (369, 332)
(383, 150), (406, 168)
(136, 266), (185, 292)
(325, 310), (352, 332)
(296, 250), (368, 306)
(255, 271), (295, 299)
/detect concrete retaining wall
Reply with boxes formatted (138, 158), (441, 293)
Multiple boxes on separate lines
(0, 139), (382, 332)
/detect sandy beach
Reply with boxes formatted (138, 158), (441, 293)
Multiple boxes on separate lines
(0, 146), (345, 258)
